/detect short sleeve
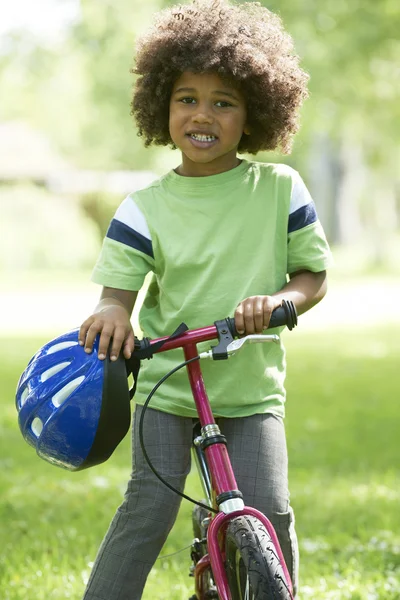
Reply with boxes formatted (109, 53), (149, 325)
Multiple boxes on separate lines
(91, 195), (155, 291)
(287, 172), (334, 274)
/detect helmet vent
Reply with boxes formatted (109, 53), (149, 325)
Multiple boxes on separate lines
(52, 375), (85, 408)
(31, 417), (43, 437)
(20, 386), (29, 408)
(47, 341), (78, 355)
(40, 361), (71, 383)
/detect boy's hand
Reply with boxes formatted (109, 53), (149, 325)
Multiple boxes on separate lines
(79, 303), (135, 361)
(235, 295), (282, 335)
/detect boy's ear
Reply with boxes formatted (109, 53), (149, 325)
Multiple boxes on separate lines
(243, 124), (251, 135)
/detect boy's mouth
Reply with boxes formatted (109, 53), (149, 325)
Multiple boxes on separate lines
(188, 132), (218, 142)
(186, 132), (219, 148)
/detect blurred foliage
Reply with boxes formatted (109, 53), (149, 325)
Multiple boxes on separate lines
(80, 190), (121, 242)
(0, 184), (99, 271)
(262, 0), (400, 161)
(0, 1), (157, 170)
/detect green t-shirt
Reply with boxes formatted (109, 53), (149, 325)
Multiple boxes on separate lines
(92, 159), (333, 418)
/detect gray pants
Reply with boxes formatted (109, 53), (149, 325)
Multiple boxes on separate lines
(83, 406), (299, 599)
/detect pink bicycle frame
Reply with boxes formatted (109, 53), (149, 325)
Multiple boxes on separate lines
(147, 324), (294, 600)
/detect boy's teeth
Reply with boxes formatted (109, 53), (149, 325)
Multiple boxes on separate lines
(190, 133), (216, 142)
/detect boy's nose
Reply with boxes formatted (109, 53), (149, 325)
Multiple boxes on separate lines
(192, 111), (214, 124)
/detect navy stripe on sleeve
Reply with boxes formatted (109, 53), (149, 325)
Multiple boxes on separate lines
(288, 203), (318, 234)
(106, 219), (154, 259)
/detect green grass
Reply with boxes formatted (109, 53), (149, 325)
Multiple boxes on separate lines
(1, 327), (400, 599)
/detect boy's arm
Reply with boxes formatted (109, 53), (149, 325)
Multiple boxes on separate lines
(79, 287), (139, 361)
(273, 269), (327, 316)
(235, 270), (327, 335)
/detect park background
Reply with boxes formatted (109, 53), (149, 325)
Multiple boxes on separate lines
(0, 0), (399, 598)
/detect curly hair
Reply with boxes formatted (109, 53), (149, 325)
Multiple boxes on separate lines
(131, 0), (309, 154)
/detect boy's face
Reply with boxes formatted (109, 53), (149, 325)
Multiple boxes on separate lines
(169, 71), (249, 177)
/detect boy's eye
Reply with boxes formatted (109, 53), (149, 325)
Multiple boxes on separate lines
(178, 98), (233, 107)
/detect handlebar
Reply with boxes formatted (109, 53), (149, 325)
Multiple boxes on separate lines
(133, 300), (297, 360)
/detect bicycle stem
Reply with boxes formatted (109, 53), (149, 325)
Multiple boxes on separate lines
(184, 343), (241, 500)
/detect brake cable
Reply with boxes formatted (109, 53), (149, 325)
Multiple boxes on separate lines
(138, 356), (218, 515)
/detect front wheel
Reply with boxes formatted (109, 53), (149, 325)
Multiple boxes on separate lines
(225, 515), (292, 600)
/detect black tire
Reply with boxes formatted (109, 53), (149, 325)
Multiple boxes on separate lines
(225, 515), (292, 600)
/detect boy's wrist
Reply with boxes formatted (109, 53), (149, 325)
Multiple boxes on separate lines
(98, 287), (138, 316)
(96, 297), (129, 314)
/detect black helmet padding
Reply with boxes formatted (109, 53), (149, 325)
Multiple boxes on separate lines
(79, 354), (131, 470)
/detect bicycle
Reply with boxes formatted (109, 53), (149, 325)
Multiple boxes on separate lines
(130, 299), (298, 600)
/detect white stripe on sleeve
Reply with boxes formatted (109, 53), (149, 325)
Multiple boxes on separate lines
(114, 196), (152, 241)
(290, 172), (314, 215)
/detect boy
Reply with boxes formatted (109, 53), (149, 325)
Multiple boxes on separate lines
(80, 1), (333, 597)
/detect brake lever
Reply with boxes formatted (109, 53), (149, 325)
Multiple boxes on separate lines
(200, 334), (280, 360)
(226, 334), (280, 356)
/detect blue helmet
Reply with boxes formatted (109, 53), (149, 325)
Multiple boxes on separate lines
(15, 329), (131, 471)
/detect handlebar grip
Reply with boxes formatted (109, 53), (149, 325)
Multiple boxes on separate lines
(227, 300), (297, 337)
(270, 300), (297, 330)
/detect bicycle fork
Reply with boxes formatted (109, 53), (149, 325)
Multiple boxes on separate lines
(191, 424), (294, 600)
